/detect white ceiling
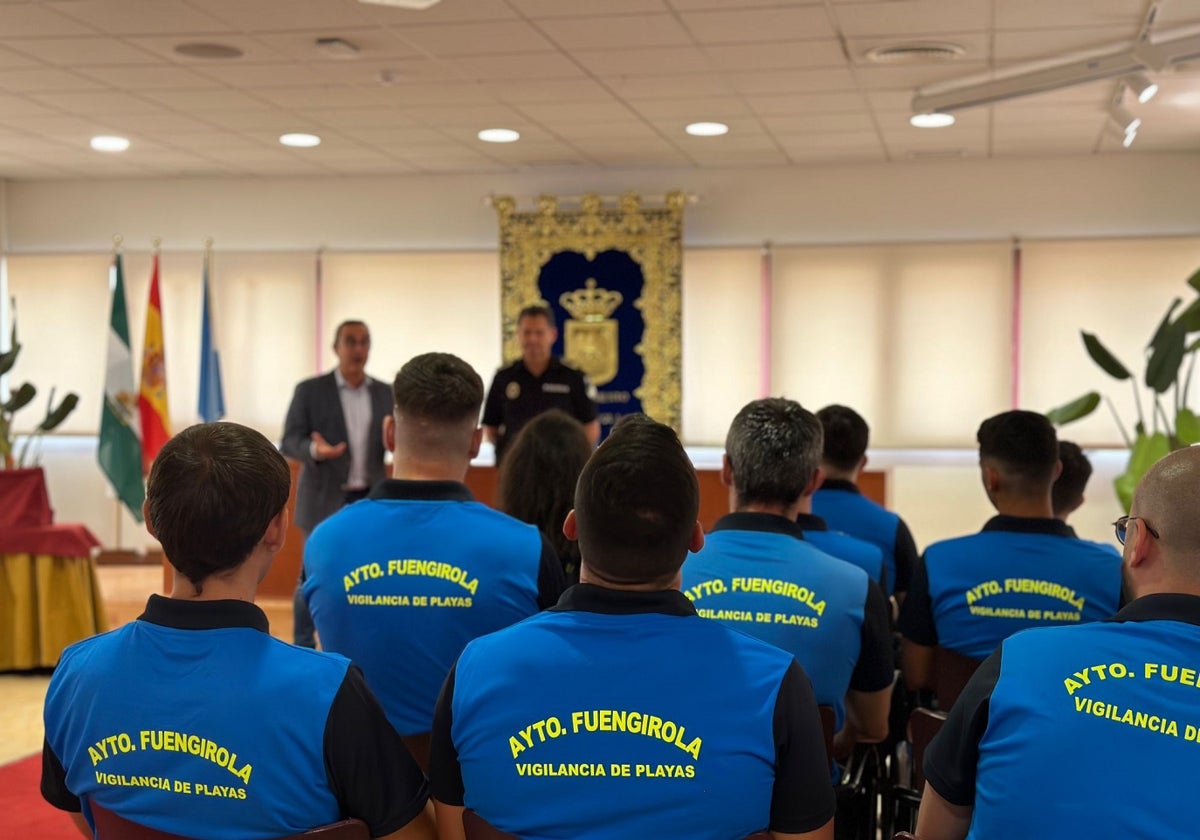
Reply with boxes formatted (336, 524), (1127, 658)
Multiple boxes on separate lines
(0, 0), (1195, 178)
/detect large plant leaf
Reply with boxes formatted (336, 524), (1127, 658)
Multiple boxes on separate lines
(38, 392), (79, 432)
(1179, 298), (1200, 333)
(1114, 432), (1172, 512)
(1045, 392), (1101, 426)
(1, 382), (35, 413)
(1082, 332), (1131, 380)
(1146, 318), (1188, 392)
(1148, 297), (1184, 349)
(1178, 408), (1200, 446)
(1187, 266), (1200, 294)
(0, 323), (18, 376)
(0, 414), (9, 459)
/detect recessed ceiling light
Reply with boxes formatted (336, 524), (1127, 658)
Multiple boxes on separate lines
(478, 128), (520, 143)
(90, 135), (130, 152)
(910, 112), (956, 128)
(280, 133), (321, 148)
(685, 121), (729, 137)
(173, 42), (244, 60)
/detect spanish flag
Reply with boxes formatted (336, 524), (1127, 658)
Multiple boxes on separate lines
(138, 253), (170, 474)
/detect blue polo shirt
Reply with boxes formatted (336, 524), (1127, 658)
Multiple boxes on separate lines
(430, 584), (837, 839)
(812, 479), (918, 596)
(796, 512), (888, 589)
(681, 513), (893, 731)
(925, 595), (1200, 838)
(897, 515), (1122, 660)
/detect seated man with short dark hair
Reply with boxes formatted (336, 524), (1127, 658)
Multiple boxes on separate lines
(431, 415), (836, 840)
(41, 422), (433, 840)
(918, 447), (1200, 839)
(1052, 439), (1093, 524)
(897, 411), (1122, 691)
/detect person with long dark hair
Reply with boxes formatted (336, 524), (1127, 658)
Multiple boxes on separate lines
(496, 409), (593, 584)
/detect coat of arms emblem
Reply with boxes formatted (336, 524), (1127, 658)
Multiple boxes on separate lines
(559, 279), (623, 387)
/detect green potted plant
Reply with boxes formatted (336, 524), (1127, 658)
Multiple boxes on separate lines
(1047, 267), (1200, 511)
(0, 303), (79, 470)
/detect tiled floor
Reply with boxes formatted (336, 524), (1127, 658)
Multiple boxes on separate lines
(0, 565), (295, 766)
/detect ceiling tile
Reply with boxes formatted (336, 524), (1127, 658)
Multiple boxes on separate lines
(193, 63), (331, 88)
(251, 86), (390, 109)
(339, 126), (451, 145)
(394, 21), (556, 56)
(853, 62), (991, 90)
(291, 107), (413, 128)
(101, 113), (221, 133)
(747, 92), (866, 114)
(199, 109), (324, 131)
(993, 26), (1132, 61)
(356, 0), (518, 25)
(630, 96), (752, 119)
(78, 65), (222, 90)
(399, 103), (529, 127)
(515, 100), (636, 122)
(760, 112), (876, 133)
(0, 44), (50, 69)
(124, 34), (285, 63)
(53, 0), (233, 36)
(135, 131), (270, 150)
(485, 77), (614, 103)
(680, 7), (836, 43)
(552, 121), (663, 140)
(536, 14), (692, 49)
(141, 88), (271, 111)
(454, 52), (588, 81)
(0, 5), (94, 37)
(509, 0), (669, 17)
(833, 0), (991, 38)
(249, 29), (418, 62)
(994, 0), (1146, 29)
(29, 90), (166, 114)
(728, 68), (857, 94)
(705, 40), (847, 71)
(303, 57), (458, 85)
(0, 93), (56, 116)
(7, 36), (162, 66)
(573, 46), (711, 76)
(0, 67), (103, 92)
(604, 72), (734, 99)
(378, 82), (495, 106)
(187, 0), (379, 31)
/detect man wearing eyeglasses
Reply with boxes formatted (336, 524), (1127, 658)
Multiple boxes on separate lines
(897, 411), (1122, 691)
(916, 446), (1200, 839)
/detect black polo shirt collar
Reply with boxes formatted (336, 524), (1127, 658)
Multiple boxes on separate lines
(1107, 593), (1200, 627)
(517, 357), (564, 380)
(138, 593), (269, 633)
(982, 514), (1075, 538)
(820, 478), (860, 495)
(711, 511), (807, 541)
(551, 583), (696, 617)
(794, 512), (829, 532)
(368, 479), (474, 503)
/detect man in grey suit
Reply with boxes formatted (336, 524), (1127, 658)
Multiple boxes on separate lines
(281, 319), (392, 647)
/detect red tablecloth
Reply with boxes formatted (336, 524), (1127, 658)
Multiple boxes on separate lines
(0, 523), (99, 557)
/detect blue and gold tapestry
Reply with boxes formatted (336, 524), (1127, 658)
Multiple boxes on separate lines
(494, 192), (684, 437)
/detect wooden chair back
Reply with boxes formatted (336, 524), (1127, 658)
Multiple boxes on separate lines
(90, 802), (369, 840)
(906, 707), (947, 791)
(934, 646), (982, 711)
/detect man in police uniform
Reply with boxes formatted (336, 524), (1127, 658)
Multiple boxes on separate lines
(41, 423), (433, 840)
(430, 415), (836, 840)
(303, 352), (565, 771)
(482, 304), (600, 461)
(812, 404), (919, 602)
(917, 446), (1200, 839)
(897, 410), (1122, 691)
(683, 398), (893, 753)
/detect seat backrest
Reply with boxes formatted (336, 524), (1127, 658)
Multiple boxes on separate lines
(90, 802), (369, 840)
(463, 809), (774, 839)
(934, 646), (982, 711)
(906, 708), (947, 791)
(817, 704), (836, 764)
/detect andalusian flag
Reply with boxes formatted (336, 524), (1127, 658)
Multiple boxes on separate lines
(138, 253), (170, 473)
(197, 248), (225, 423)
(98, 253), (145, 522)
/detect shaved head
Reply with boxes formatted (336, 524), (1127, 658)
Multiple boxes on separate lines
(1131, 446), (1200, 584)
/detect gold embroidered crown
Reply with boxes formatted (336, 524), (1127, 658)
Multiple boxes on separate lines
(559, 279), (623, 322)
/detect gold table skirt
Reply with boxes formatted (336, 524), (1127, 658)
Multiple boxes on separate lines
(0, 553), (107, 671)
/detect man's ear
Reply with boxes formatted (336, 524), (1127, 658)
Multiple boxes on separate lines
(720, 454), (734, 488)
(1052, 459), (1064, 482)
(688, 520), (705, 553)
(803, 466), (825, 497)
(262, 507), (289, 555)
(383, 415), (396, 453)
(981, 463), (1002, 495)
(563, 509), (578, 541)
(143, 501), (156, 538)
(469, 426), (483, 460)
(858, 454), (868, 472)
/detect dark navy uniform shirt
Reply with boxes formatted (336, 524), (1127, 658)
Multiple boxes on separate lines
(481, 357), (598, 458)
(430, 584), (837, 839)
(925, 595), (1200, 838)
(41, 596), (428, 839)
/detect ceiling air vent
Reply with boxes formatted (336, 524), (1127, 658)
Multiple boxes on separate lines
(865, 42), (966, 64)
